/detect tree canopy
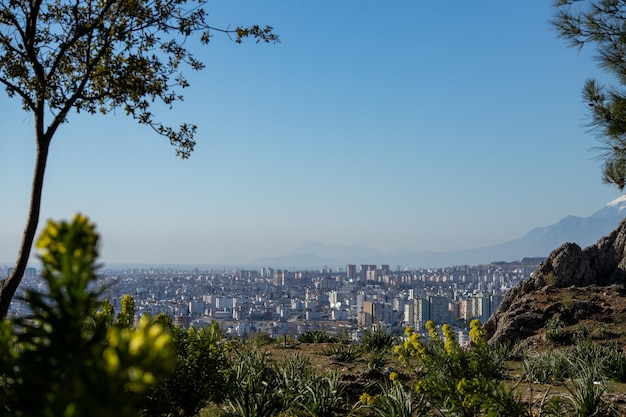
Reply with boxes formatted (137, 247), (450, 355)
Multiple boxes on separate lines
(553, 0), (626, 190)
(0, 0), (278, 317)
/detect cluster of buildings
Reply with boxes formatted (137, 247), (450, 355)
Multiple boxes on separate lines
(1, 259), (542, 340)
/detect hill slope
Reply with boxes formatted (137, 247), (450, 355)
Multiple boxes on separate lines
(485, 216), (626, 348)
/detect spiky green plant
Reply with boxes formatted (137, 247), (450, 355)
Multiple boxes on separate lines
(563, 361), (609, 417)
(322, 342), (361, 363)
(276, 353), (314, 404)
(295, 371), (346, 417)
(354, 380), (428, 417)
(223, 349), (286, 417)
(545, 317), (568, 344)
(298, 330), (338, 344)
(523, 349), (572, 384)
(366, 349), (388, 371)
(360, 324), (395, 353)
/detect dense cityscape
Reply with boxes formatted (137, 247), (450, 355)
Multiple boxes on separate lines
(2, 258), (543, 343)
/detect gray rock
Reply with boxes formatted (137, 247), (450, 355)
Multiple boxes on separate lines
(485, 218), (626, 344)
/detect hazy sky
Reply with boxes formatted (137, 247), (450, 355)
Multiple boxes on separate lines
(1, 1), (622, 266)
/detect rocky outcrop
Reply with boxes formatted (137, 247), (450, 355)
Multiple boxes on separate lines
(485, 218), (626, 345)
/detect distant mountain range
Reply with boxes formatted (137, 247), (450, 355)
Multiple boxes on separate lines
(253, 196), (626, 269)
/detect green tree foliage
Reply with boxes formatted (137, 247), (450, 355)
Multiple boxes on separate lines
(0, 214), (174, 417)
(552, 0), (626, 190)
(0, 0), (278, 318)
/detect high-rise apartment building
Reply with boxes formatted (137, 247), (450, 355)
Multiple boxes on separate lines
(429, 296), (451, 325)
(460, 298), (473, 321)
(474, 293), (491, 324)
(346, 264), (357, 279)
(360, 264), (376, 281)
(413, 297), (430, 327)
(413, 295), (452, 326)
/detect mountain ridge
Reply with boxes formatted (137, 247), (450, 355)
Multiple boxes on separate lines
(254, 196), (626, 269)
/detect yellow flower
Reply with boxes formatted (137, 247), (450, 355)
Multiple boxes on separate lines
(153, 333), (170, 352)
(129, 333), (145, 356)
(415, 379), (429, 394)
(442, 324), (457, 355)
(103, 346), (120, 371)
(456, 378), (469, 394)
(426, 320), (439, 341)
(469, 319), (486, 346)
(359, 392), (373, 405)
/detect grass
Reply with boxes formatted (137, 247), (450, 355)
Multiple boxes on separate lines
(273, 338), (626, 416)
(196, 332), (626, 416)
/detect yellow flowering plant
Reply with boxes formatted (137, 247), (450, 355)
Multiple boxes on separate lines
(469, 318), (487, 347)
(392, 320), (525, 417)
(0, 214), (173, 417)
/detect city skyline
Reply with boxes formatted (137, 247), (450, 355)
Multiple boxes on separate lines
(1, 1), (622, 266)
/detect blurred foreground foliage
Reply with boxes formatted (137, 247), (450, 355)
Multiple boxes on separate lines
(0, 214), (173, 417)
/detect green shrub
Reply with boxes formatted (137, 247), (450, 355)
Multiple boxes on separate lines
(523, 349), (572, 384)
(354, 379), (428, 417)
(223, 349), (287, 417)
(298, 329), (338, 344)
(295, 371), (346, 417)
(543, 272), (558, 286)
(322, 342), (361, 362)
(545, 317), (569, 344)
(561, 292), (575, 311)
(141, 321), (231, 417)
(248, 332), (275, 348)
(360, 324), (395, 353)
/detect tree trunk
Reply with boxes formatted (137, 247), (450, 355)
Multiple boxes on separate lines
(0, 138), (50, 318)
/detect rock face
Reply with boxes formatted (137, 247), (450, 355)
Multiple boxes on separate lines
(484, 218), (626, 345)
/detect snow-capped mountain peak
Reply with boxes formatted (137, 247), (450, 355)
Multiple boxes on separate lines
(607, 194), (626, 208)
(591, 195), (626, 219)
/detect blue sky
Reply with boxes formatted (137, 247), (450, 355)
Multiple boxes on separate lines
(1, 1), (621, 266)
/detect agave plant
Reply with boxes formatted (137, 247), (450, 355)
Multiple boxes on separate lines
(353, 380), (428, 417)
(360, 324), (395, 353)
(223, 349), (286, 417)
(523, 349), (571, 384)
(322, 342), (361, 362)
(562, 355), (610, 417)
(295, 371), (346, 417)
(276, 353), (314, 403)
